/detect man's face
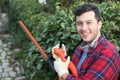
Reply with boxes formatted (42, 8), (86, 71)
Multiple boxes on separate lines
(76, 11), (102, 44)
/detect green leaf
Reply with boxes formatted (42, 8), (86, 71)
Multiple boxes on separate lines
(37, 63), (42, 70)
(71, 34), (81, 41)
(60, 23), (66, 29)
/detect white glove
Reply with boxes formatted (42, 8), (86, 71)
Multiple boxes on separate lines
(52, 44), (67, 59)
(54, 56), (70, 77)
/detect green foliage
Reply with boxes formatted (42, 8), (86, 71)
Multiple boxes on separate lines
(37, 3), (81, 54)
(7, 0), (120, 80)
(98, 1), (120, 50)
(45, 0), (76, 13)
(0, 0), (9, 12)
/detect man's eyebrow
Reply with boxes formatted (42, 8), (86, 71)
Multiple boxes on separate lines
(76, 20), (93, 22)
(86, 20), (93, 22)
(76, 21), (82, 23)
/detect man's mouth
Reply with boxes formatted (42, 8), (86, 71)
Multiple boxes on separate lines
(81, 32), (90, 37)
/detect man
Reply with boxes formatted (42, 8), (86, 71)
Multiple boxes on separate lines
(52, 4), (120, 80)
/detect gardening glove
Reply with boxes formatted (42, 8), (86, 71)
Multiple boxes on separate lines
(54, 56), (70, 77)
(52, 44), (67, 59)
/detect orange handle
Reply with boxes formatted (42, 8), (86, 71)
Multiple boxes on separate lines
(18, 20), (48, 59)
(69, 62), (78, 77)
(54, 48), (78, 77)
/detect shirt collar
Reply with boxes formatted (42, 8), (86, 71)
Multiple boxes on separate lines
(80, 34), (101, 50)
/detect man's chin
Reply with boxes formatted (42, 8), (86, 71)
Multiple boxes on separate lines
(83, 39), (92, 44)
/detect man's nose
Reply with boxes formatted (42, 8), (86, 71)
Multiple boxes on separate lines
(81, 23), (87, 30)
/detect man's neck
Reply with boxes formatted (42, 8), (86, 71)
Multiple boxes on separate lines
(87, 33), (101, 45)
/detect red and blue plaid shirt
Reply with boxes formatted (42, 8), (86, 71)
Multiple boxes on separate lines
(66, 34), (120, 80)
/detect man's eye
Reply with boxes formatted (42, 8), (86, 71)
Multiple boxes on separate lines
(87, 22), (92, 25)
(77, 22), (82, 26)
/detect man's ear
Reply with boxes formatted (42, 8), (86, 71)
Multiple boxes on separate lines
(98, 20), (102, 30)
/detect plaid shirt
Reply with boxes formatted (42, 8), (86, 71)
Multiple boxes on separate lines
(66, 34), (120, 80)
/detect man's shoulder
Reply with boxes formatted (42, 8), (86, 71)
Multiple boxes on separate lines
(92, 35), (118, 56)
(97, 39), (118, 57)
(99, 38), (117, 51)
(98, 34), (117, 50)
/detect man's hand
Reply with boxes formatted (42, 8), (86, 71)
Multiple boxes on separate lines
(54, 56), (70, 77)
(52, 44), (67, 59)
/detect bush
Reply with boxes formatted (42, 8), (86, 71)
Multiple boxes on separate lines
(99, 1), (120, 50)
(7, 0), (120, 80)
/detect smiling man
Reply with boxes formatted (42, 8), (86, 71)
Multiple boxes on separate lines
(53, 4), (120, 80)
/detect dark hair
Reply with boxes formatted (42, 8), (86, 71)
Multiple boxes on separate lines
(74, 4), (101, 21)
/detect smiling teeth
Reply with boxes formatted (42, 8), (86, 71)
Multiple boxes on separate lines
(83, 33), (88, 35)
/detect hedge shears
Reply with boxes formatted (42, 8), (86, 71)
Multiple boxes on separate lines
(18, 20), (78, 79)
